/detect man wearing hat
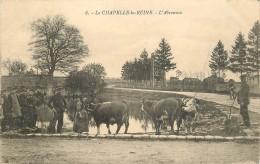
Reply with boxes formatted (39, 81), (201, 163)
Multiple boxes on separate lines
(1, 91), (13, 132)
(47, 88), (67, 133)
(237, 75), (250, 127)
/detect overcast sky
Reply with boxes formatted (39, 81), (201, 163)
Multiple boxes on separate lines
(0, 0), (259, 80)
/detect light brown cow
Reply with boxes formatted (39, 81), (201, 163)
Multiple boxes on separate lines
(141, 98), (183, 135)
(35, 103), (55, 129)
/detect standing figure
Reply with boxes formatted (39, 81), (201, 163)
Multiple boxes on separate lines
(229, 82), (236, 100)
(0, 96), (3, 129)
(17, 91), (28, 127)
(1, 92), (14, 132)
(237, 75), (250, 127)
(47, 90), (67, 133)
(27, 91), (38, 128)
(9, 90), (23, 128)
(66, 94), (78, 121)
(73, 96), (89, 133)
(90, 91), (99, 104)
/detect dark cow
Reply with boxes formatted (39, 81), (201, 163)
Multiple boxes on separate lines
(90, 101), (129, 135)
(141, 98), (183, 135)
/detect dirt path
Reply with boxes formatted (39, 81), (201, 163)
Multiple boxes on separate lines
(1, 137), (259, 164)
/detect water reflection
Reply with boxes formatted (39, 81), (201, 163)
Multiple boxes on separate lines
(59, 101), (176, 134)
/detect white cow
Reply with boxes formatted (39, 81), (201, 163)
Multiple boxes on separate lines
(181, 98), (200, 134)
(36, 103), (55, 129)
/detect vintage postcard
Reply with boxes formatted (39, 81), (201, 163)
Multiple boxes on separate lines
(0, 0), (259, 163)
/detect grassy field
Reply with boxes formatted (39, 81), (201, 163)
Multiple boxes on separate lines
(95, 88), (259, 136)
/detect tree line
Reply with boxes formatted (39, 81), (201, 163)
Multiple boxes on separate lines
(121, 38), (176, 86)
(121, 20), (260, 85)
(209, 21), (260, 84)
(2, 58), (35, 75)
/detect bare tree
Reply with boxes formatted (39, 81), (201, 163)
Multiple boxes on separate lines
(176, 70), (182, 79)
(193, 71), (205, 81)
(2, 58), (28, 75)
(29, 15), (89, 75)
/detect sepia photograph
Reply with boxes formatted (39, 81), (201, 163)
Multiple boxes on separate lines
(0, 0), (259, 163)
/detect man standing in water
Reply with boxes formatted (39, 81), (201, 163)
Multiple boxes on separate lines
(237, 75), (250, 128)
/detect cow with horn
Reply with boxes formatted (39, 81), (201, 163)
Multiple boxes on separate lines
(88, 100), (129, 135)
(140, 98), (183, 135)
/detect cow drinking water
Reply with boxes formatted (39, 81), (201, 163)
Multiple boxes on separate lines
(180, 98), (200, 134)
(141, 98), (183, 135)
(89, 101), (129, 135)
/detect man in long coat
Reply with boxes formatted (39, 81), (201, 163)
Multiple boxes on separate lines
(26, 91), (38, 128)
(237, 75), (250, 127)
(1, 92), (13, 131)
(47, 90), (67, 133)
(17, 92), (26, 127)
(9, 91), (23, 128)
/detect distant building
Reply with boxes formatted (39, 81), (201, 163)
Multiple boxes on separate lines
(169, 77), (181, 85)
(247, 75), (260, 95)
(169, 77), (182, 90)
(182, 78), (202, 91)
(169, 77), (202, 91)
(203, 75), (225, 92)
(182, 78), (202, 85)
(248, 75), (260, 85)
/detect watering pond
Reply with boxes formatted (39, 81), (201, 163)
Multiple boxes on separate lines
(63, 114), (156, 134)
(38, 101), (178, 135)
(62, 115), (178, 135)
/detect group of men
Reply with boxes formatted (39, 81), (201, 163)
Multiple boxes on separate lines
(1, 89), (39, 132)
(0, 85), (99, 134)
(0, 88), (67, 133)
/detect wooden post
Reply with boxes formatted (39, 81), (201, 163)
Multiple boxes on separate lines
(0, 51), (3, 123)
(151, 54), (154, 87)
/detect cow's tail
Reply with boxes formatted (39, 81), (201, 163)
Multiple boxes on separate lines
(122, 100), (127, 104)
(122, 100), (128, 112)
(122, 100), (130, 121)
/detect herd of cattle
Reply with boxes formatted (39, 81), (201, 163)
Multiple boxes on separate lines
(64, 96), (200, 135)
(36, 96), (200, 135)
